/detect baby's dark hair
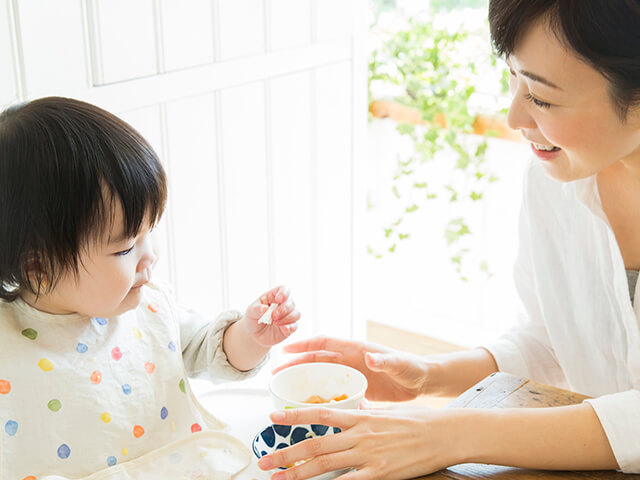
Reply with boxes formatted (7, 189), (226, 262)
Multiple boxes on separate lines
(0, 97), (167, 301)
(489, 0), (640, 121)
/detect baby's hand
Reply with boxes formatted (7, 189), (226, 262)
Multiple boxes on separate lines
(242, 285), (300, 347)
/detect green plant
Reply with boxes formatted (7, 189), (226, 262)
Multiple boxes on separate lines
(368, 14), (507, 280)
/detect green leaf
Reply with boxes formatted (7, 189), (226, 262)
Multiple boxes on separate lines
(398, 233), (410, 240)
(413, 181), (427, 189)
(384, 228), (393, 238)
(388, 244), (396, 253)
(470, 191), (483, 201)
(392, 186), (401, 198)
(405, 204), (419, 213)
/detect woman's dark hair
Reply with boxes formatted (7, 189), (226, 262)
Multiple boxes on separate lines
(489, 0), (640, 120)
(0, 96), (167, 301)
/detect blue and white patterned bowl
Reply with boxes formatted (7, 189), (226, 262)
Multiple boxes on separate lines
(252, 423), (341, 468)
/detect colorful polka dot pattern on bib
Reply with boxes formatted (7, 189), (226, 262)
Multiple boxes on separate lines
(0, 284), (231, 477)
(21, 328), (37, 340)
(57, 443), (71, 459)
(38, 358), (53, 372)
(5, 420), (18, 436)
(0, 379), (11, 394)
(90, 371), (102, 384)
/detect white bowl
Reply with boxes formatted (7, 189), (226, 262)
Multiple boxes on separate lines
(269, 363), (367, 410)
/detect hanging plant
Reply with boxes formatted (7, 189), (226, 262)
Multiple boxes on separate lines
(367, 13), (508, 280)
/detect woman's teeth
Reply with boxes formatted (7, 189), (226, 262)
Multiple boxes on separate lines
(533, 143), (560, 151)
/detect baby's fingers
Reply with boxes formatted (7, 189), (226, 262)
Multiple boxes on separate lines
(272, 299), (297, 324)
(261, 285), (291, 305)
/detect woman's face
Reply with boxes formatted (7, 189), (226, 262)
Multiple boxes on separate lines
(506, 19), (640, 182)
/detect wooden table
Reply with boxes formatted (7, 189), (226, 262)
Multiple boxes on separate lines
(419, 372), (639, 480)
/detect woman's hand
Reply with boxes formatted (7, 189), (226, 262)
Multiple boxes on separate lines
(242, 285), (301, 347)
(273, 336), (432, 402)
(257, 407), (467, 480)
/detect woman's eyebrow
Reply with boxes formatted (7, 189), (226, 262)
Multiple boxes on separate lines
(519, 69), (563, 90)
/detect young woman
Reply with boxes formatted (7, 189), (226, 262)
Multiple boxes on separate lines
(258, 1), (640, 478)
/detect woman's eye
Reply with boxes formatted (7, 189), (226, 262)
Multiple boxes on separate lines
(524, 93), (551, 109)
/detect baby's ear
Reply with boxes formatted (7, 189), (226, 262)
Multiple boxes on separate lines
(24, 253), (51, 292)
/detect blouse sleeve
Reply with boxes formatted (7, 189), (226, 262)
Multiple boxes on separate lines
(177, 304), (268, 383)
(585, 391), (640, 473)
(482, 166), (568, 388)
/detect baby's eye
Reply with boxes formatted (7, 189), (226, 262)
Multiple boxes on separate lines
(116, 246), (134, 256)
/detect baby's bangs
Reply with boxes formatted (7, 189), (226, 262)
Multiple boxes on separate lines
(99, 135), (167, 242)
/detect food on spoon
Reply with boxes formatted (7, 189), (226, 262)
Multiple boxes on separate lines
(258, 303), (278, 325)
(304, 394), (348, 404)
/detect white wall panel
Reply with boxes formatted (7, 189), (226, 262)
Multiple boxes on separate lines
(18, 0), (87, 97)
(314, 63), (352, 339)
(314, 0), (352, 42)
(269, 73), (314, 338)
(268, 0), (311, 51)
(0, 3), (18, 107)
(165, 94), (224, 313)
(91, 0), (157, 84)
(220, 84), (270, 310)
(217, 0), (264, 61)
(117, 105), (172, 287)
(160, 0), (214, 71)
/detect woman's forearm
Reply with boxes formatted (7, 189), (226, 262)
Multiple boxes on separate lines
(454, 403), (618, 470)
(425, 347), (499, 397)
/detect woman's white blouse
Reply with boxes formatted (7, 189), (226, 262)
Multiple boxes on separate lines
(485, 159), (640, 473)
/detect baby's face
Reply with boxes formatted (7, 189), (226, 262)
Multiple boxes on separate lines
(24, 203), (156, 318)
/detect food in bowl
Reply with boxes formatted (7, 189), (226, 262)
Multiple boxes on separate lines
(304, 394), (348, 404)
(269, 363), (367, 410)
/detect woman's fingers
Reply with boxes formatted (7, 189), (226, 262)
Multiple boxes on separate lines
(270, 407), (356, 430)
(283, 336), (347, 354)
(259, 431), (356, 474)
(276, 450), (358, 480)
(272, 351), (343, 374)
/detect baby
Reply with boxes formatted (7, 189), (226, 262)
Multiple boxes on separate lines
(0, 97), (298, 479)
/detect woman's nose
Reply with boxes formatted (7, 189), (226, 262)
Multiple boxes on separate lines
(506, 93), (537, 132)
